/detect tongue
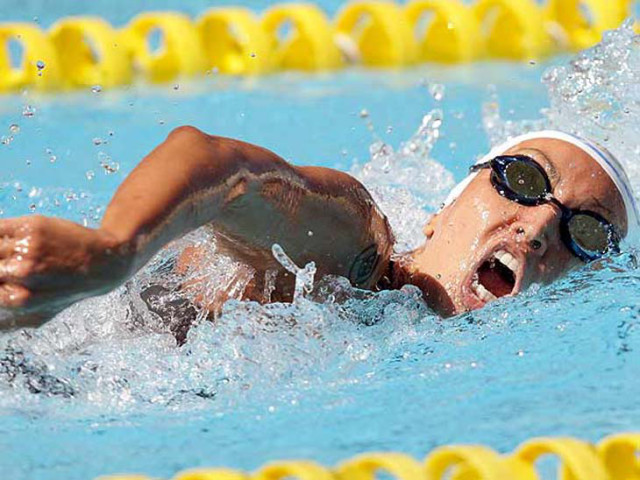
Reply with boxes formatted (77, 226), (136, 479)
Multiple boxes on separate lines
(478, 260), (515, 298)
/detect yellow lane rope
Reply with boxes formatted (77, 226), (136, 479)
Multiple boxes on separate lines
(0, 0), (633, 92)
(98, 432), (640, 480)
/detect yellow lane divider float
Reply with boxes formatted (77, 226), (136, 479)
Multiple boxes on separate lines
(263, 4), (342, 72)
(0, 22), (61, 91)
(120, 12), (205, 83)
(335, 1), (417, 67)
(197, 8), (270, 75)
(0, 0), (633, 92)
(406, 0), (482, 64)
(97, 432), (640, 480)
(50, 17), (132, 88)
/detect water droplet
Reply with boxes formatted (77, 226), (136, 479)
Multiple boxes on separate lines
(428, 83), (445, 102)
(29, 204), (36, 212)
(86, 170), (95, 180)
(91, 85), (102, 93)
(307, 231), (313, 236)
(36, 60), (45, 70)
(250, 52), (256, 58)
(92, 137), (103, 146)
(22, 105), (36, 117)
(9, 124), (20, 134)
(173, 84), (180, 91)
(100, 158), (120, 174)
(386, 126), (393, 134)
(359, 109), (369, 119)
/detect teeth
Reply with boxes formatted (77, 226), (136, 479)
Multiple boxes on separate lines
(471, 277), (497, 303)
(494, 249), (520, 273)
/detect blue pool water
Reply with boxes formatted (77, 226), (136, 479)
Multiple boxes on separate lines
(1, 4), (640, 480)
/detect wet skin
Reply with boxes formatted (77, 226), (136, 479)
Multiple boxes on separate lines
(0, 129), (627, 330)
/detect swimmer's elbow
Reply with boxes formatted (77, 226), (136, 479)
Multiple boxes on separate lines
(167, 125), (208, 143)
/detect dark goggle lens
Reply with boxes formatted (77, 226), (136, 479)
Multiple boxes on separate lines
(567, 214), (612, 255)
(503, 160), (548, 200)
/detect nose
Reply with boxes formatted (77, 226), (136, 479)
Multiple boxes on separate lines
(513, 204), (561, 256)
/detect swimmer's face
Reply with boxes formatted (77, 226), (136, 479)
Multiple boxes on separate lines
(413, 138), (627, 314)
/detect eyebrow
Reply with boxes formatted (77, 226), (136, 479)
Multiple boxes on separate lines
(588, 195), (617, 221)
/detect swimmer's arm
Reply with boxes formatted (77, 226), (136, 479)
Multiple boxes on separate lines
(0, 126), (392, 328)
(102, 126), (392, 280)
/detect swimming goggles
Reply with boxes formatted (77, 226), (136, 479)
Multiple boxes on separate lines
(470, 154), (621, 262)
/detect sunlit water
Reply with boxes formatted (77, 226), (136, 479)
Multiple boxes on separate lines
(1, 21), (640, 480)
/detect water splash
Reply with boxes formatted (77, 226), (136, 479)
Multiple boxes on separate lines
(0, 223), (437, 413)
(351, 108), (455, 251)
(271, 244), (316, 302)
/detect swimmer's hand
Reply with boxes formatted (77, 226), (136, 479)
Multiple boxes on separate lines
(0, 215), (128, 330)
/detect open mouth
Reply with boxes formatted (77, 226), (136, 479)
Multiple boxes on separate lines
(470, 250), (519, 303)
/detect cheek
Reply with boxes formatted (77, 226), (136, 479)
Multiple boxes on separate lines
(538, 244), (580, 281)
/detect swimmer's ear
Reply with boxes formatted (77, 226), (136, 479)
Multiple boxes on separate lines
(423, 213), (437, 239)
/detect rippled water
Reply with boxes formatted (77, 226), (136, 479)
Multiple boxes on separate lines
(1, 24), (640, 480)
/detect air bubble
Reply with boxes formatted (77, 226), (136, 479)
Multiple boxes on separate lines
(9, 124), (20, 134)
(91, 85), (102, 93)
(86, 170), (95, 180)
(36, 60), (45, 70)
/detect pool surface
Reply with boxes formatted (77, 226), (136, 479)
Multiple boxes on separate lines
(1, 3), (640, 480)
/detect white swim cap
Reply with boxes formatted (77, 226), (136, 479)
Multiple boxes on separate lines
(442, 130), (640, 240)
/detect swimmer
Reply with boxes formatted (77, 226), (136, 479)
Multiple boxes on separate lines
(0, 127), (635, 330)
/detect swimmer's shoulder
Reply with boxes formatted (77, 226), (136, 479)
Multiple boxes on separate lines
(296, 165), (395, 288)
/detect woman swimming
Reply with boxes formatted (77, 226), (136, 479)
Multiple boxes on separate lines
(0, 127), (635, 329)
